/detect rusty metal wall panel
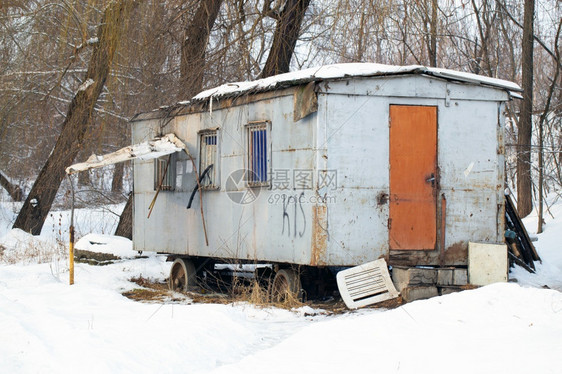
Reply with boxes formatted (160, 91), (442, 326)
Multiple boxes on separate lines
(319, 94), (390, 265)
(496, 102), (506, 243)
(133, 93), (319, 264)
(389, 105), (437, 250)
(319, 87), (504, 266)
(437, 99), (504, 257)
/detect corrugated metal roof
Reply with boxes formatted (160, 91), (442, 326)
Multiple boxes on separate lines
(131, 63), (521, 121)
(192, 63), (522, 101)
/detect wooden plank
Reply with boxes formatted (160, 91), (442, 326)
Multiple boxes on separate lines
(389, 245), (468, 267)
(505, 194), (540, 264)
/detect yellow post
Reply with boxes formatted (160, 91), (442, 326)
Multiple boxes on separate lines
(69, 225), (74, 285)
(67, 173), (76, 285)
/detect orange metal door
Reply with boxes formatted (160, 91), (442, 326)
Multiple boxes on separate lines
(389, 105), (437, 250)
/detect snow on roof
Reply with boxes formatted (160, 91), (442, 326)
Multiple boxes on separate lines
(65, 133), (188, 174)
(192, 63), (522, 102)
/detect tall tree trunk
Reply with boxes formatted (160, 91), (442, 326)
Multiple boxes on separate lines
(111, 162), (124, 193)
(471, 0), (495, 76)
(537, 19), (561, 233)
(537, 115), (544, 233)
(259, 0), (311, 78)
(115, 191), (133, 239)
(517, 0), (535, 217)
(559, 132), (562, 183)
(355, 12), (366, 62)
(0, 171), (22, 201)
(13, 1), (136, 235)
(428, 0), (438, 67)
(179, 0), (223, 99)
(78, 169), (91, 186)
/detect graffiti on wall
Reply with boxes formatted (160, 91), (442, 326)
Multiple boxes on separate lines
(281, 192), (306, 238)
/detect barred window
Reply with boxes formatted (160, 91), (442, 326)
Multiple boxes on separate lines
(154, 153), (176, 191)
(199, 131), (218, 188)
(247, 122), (269, 186)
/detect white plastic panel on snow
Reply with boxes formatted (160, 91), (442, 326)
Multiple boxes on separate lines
(337, 259), (399, 309)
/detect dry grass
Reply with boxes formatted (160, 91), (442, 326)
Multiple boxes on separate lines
(229, 278), (304, 309)
(124, 276), (186, 303)
(373, 295), (405, 309)
(230, 278), (270, 305)
(0, 237), (66, 265)
(123, 275), (406, 313)
(123, 275), (306, 309)
(124, 275), (232, 305)
(122, 288), (169, 302)
(123, 275), (354, 314)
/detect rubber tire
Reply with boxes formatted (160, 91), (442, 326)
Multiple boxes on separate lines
(270, 268), (302, 303)
(168, 258), (197, 292)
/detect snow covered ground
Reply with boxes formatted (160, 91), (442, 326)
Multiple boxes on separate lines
(1, 197), (561, 373)
(513, 199), (562, 292)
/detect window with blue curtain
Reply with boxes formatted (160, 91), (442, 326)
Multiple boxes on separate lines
(247, 123), (268, 185)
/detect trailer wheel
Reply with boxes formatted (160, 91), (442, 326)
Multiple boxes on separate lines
(270, 268), (302, 303)
(168, 258), (196, 292)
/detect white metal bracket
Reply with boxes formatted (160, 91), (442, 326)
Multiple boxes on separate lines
(445, 83), (451, 107)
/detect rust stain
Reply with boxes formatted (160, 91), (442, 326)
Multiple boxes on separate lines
(310, 205), (328, 266)
(439, 194), (447, 266)
(389, 250), (433, 267)
(389, 241), (468, 267)
(293, 81), (318, 122)
(443, 241), (468, 265)
(376, 192), (389, 206)
(497, 143), (505, 154)
(460, 183), (497, 190)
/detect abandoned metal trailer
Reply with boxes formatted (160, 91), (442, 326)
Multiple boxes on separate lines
(128, 63), (521, 303)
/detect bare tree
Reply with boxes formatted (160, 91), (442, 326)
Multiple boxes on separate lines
(114, 189), (133, 238)
(537, 18), (562, 233)
(428, 0), (438, 67)
(13, 0), (137, 235)
(180, 0), (224, 99)
(517, 0), (535, 217)
(115, 0), (224, 238)
(4, 0), (562, 238)
(259, 0), (311, 77)
(0, 171), (22, 201)
(469, 0), (497, 75)
(111, 162), (124, 193)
